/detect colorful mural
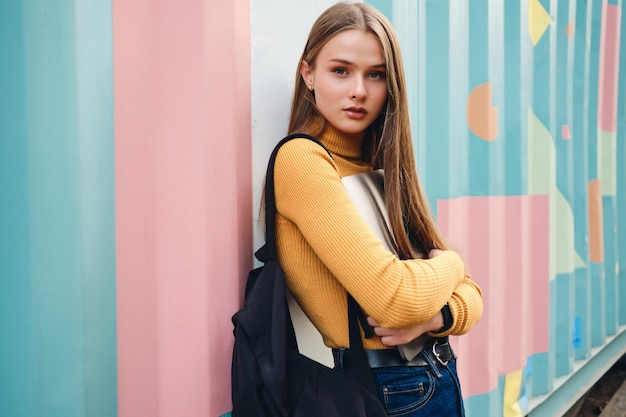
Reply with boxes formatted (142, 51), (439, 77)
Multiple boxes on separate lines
(365, 0), (626, 415)
(0, 1), (625, 417)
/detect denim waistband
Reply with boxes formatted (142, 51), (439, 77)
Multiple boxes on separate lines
(332, 339), (455, 375)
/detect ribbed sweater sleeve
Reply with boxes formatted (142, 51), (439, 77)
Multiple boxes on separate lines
(430, 275), (483, 337)
(274, 138), (466, 329)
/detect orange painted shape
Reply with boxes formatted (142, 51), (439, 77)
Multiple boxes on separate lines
(467, 82), (499, 142)
(565, 20), (574, 39)
(588, 180), (604, 263)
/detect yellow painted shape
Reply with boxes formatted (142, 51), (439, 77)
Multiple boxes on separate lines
(529, 0), (551, 46)
(503, 369), (524, 417)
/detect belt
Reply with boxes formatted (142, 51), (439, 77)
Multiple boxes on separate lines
(333, 339), (455, 369)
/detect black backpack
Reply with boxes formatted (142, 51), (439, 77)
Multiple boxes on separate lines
(231, 134), (387, 417)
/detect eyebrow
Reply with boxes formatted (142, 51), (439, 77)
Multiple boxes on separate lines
(328, 58), (386, 69)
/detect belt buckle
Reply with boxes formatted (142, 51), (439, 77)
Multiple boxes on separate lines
(432, 340), (449, 366)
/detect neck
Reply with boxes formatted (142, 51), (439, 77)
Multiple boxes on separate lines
(319, 125), (365, 162)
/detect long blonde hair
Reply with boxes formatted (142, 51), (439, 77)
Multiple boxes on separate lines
(288, 2), (448, 258)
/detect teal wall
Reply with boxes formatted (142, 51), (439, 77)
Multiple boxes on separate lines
(0, 1), (117, 415)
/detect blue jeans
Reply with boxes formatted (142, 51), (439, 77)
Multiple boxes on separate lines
(370, 353), (465, 416)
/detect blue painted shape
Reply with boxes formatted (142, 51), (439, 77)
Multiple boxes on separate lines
(18, 2), (85, 415)
(464, 375), (505, 417)
(572, 0), (590, 263)
(0, 1), (117, 416)
(466, 0), (492, 198)
(572, 316), (582, 349)
(574, 268), (591, 360)
(422, 0), (451, 208)
(602, 197), (618, 335)
(504, 0), (524, 196)
(554, 0), (575, 209)
(555, 273), (574, 378)
(0, 2), (36, 417)
(71, 2), (117, 415)
(532, 0), (554, 138)
(589, 262), (606, 347)
(528, 351), (551, 397)
(587, 0), (603, 181)
(447, 0), (471, 199)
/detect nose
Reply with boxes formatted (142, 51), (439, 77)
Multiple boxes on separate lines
(350, 77), (367, 101)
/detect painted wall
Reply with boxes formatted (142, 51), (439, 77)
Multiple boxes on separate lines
(0, 1), (625, 417)
(113, 1), (251, 416)
(362, 0), (626, 416)
(0, 1), (117, 416)
(1, 0), (250, 416)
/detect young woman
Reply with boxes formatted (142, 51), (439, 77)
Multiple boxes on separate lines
(271, 2), (483, 415)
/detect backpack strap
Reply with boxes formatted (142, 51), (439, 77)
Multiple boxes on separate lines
(262, 133), (332, 262)
(263, 133), (373, 360)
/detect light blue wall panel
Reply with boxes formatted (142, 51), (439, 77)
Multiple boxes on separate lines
(0, 1), (117, 416)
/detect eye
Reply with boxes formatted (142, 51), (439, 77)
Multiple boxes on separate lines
(333, 68), (348, 75)
(369, 71), (386, 80)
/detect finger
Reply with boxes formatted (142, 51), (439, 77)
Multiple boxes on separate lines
(429, 249), (443, 259)
(367, 316), (380, 327)
(380, 335), (400, 347)
(373, 326), (394, 337)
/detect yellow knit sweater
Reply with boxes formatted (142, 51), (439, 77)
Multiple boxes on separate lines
(274, 126), (483, 350)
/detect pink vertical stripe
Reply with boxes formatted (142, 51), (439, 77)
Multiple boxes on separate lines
(439, 195), (550, 397)
(562, 125), (571, 140)
(114, 1), (251, 416)
(529, 196), (551, 354)
(597, 3), (622, 133)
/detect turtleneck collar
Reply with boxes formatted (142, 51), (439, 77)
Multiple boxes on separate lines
(318, 124), (365, 162)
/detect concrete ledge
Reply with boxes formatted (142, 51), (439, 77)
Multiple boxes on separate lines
(528, 326), (626, 417)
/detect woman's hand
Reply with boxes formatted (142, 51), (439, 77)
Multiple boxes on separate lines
(367, 248), (448, 347)
(367, 312), (444, 347)
(428, 248), (443, 259)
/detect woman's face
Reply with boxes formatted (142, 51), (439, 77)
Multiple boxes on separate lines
(300, 30), (388, 140)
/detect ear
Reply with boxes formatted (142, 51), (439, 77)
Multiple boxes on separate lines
(300, 60), (314, 91)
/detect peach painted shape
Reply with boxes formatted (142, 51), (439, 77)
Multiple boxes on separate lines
(439, 195), (550, 398)
(565, 20), (574, 40)
(588, 179), (605, 263)
(467, 82), (499, 142)
(597, 4), (622, 133)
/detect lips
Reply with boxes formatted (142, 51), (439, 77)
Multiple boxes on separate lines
(344, 107), (368, 119)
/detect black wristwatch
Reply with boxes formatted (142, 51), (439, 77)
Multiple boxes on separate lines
(440, 303), (453, 332)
